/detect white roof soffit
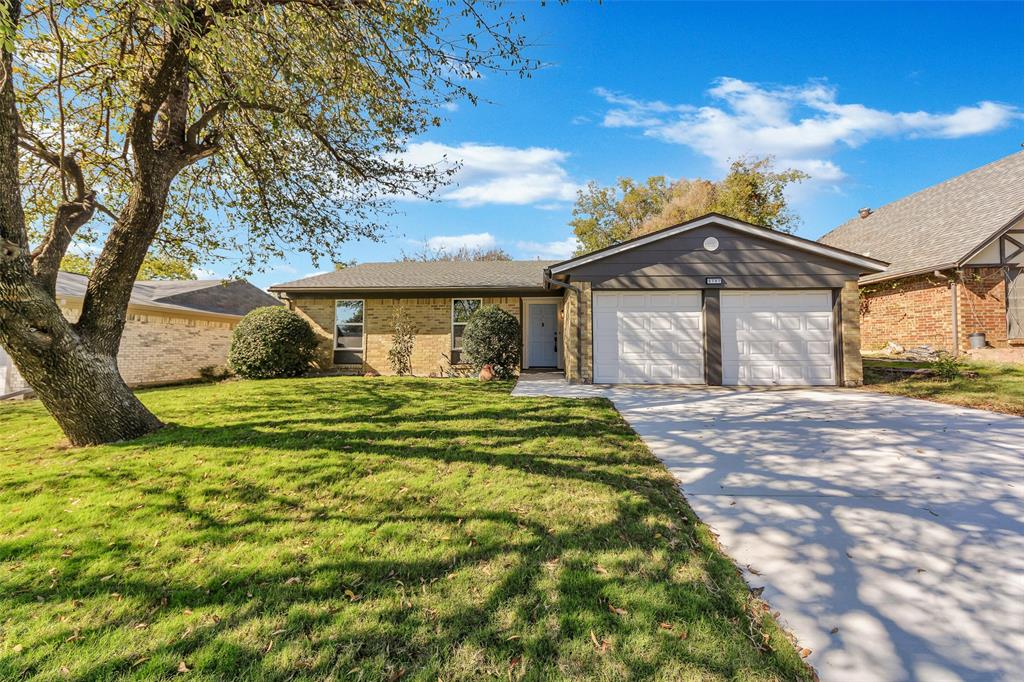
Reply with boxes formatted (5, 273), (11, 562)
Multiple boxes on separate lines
(548, 214), (888, 275)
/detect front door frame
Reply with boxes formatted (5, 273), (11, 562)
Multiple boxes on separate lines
(523, 298), (563, 369)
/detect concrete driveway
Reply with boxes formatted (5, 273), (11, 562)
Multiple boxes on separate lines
(513, 377), (1024, 681)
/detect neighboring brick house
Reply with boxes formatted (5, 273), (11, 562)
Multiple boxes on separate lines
(269, 213), (885, 387)
(0, 273), (279, 397)
(820, 151), (1024, 354)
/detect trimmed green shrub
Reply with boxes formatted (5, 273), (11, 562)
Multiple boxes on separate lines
(461, 304), (521, 379)
(228, 306), (319, 379)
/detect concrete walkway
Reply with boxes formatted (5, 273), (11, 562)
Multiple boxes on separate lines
(513, 375), (1024, 681)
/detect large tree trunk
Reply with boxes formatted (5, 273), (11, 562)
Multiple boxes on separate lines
(0, 273), (163, 445)
(0, 0), (164, 445)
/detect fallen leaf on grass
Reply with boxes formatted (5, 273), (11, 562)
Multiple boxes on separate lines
(594, 565), (608, 575)
(344, 589), (361, 602)
(284, 576), (301, 585)
(12, 644), (23, 653)
(608, 604), (627, 616)
(800, 648), (812, 658)
(659, 622), (673, 630)
(177, 660), (190, 673)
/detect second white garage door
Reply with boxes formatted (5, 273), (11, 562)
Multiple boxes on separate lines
(721, 290), (836, 386)
(593, 291), (704, 384)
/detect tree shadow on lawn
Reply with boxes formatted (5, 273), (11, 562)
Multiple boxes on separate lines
(0, 381), (808, 680)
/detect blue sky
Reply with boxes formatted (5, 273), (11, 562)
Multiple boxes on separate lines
(242, 1), (1024, 289)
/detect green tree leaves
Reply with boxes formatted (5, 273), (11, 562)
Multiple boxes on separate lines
(570, 157), (809, 254)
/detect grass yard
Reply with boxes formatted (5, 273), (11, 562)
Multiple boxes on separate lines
(863, 358), (1024, 415)
(0, 377), (809, 681)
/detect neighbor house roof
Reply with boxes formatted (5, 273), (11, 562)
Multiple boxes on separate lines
(270, 260), (559, 292)
(56, 272), (279, 319)
(819, 151), (1024, 283)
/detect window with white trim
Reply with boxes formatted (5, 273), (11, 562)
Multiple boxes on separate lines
(451, 298), (481, 363)
(334, 299), (364, 364)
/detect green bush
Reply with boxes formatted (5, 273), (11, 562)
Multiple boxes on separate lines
(461, 304), (521, 379)
(930, 355), (964, 381)
(228, 306), (319, 379)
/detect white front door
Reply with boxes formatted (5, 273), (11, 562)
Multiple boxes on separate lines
(721, 290), (836, 386)
(527, 303), (559, 367)
(593, 291), (704, 384)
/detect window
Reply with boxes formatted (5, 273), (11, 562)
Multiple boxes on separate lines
(451, 298), (481, 363)
(334, 299), (364, 364)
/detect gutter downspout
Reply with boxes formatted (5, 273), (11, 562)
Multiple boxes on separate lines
(950, 275), (959, 357)
(543, 271), (584, 382)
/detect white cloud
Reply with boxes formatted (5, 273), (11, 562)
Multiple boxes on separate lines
(192, 268), (218, 279)
(440, 102), (459, 112)
(594, 78), (1021, 181)
(423, 232), (497, 252)
(402, 142), (582, 207)
(515, 236), (579, 260)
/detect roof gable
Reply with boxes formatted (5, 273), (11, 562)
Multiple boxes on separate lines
(549, 213), (887, 275)
(819, 151), (1024, 282)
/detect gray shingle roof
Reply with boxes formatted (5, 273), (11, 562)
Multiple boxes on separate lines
(819, 151), (1024, 282)
(270, 260), (558, 291)
(55, 272), (279, 317)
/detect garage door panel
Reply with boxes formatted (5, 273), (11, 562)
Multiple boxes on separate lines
(722, 290), (836, 386)
(593, 291), (704, 384)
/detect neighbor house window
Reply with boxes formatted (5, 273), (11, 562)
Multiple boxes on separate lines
(334, 299), (364, 365)
(451, 298), (481, 363)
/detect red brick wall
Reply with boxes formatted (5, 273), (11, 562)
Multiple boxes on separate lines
(860, 274), (954, 352)
(957, 267), (1008, 348)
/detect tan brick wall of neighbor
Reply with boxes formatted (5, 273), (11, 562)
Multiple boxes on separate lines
(859, 274), (954, 352)
(957, 267), (1008, 348)
(840, 281), (863, 386)
(117, 311), (234, 385)
(561, 282), (592, 384)
(290, 295), (522, 376)
(4, 302), (235, 393)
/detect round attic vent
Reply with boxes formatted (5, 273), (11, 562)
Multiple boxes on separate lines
(703, 236), (719, 252)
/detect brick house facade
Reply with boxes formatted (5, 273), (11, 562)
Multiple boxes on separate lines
(859, 267), (1012, 353)
(0, 273), (278, 397)
(287, 294), (527, 377)
(274, 216), (882, 387)
(820, 152), (1024, 355)
(1, 301), (237, 395)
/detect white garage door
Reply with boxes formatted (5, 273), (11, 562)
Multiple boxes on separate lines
(593, 291), (704, 384)
(721, 290), (836, 386)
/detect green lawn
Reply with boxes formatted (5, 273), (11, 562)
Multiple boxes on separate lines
(0, 377), (809, 681)
(863, 358), (1024, 415)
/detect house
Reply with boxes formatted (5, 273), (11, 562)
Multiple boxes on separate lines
(0, 273), (280, 397)
(820, 151), (1024, 353)
(269, 213), (886, 386)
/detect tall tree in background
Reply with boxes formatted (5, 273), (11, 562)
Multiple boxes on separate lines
(61, 252), (197, 280)
(400, 246), (513, 262)
(0, 0), (533, 445)
(570, 157), (809, 254)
